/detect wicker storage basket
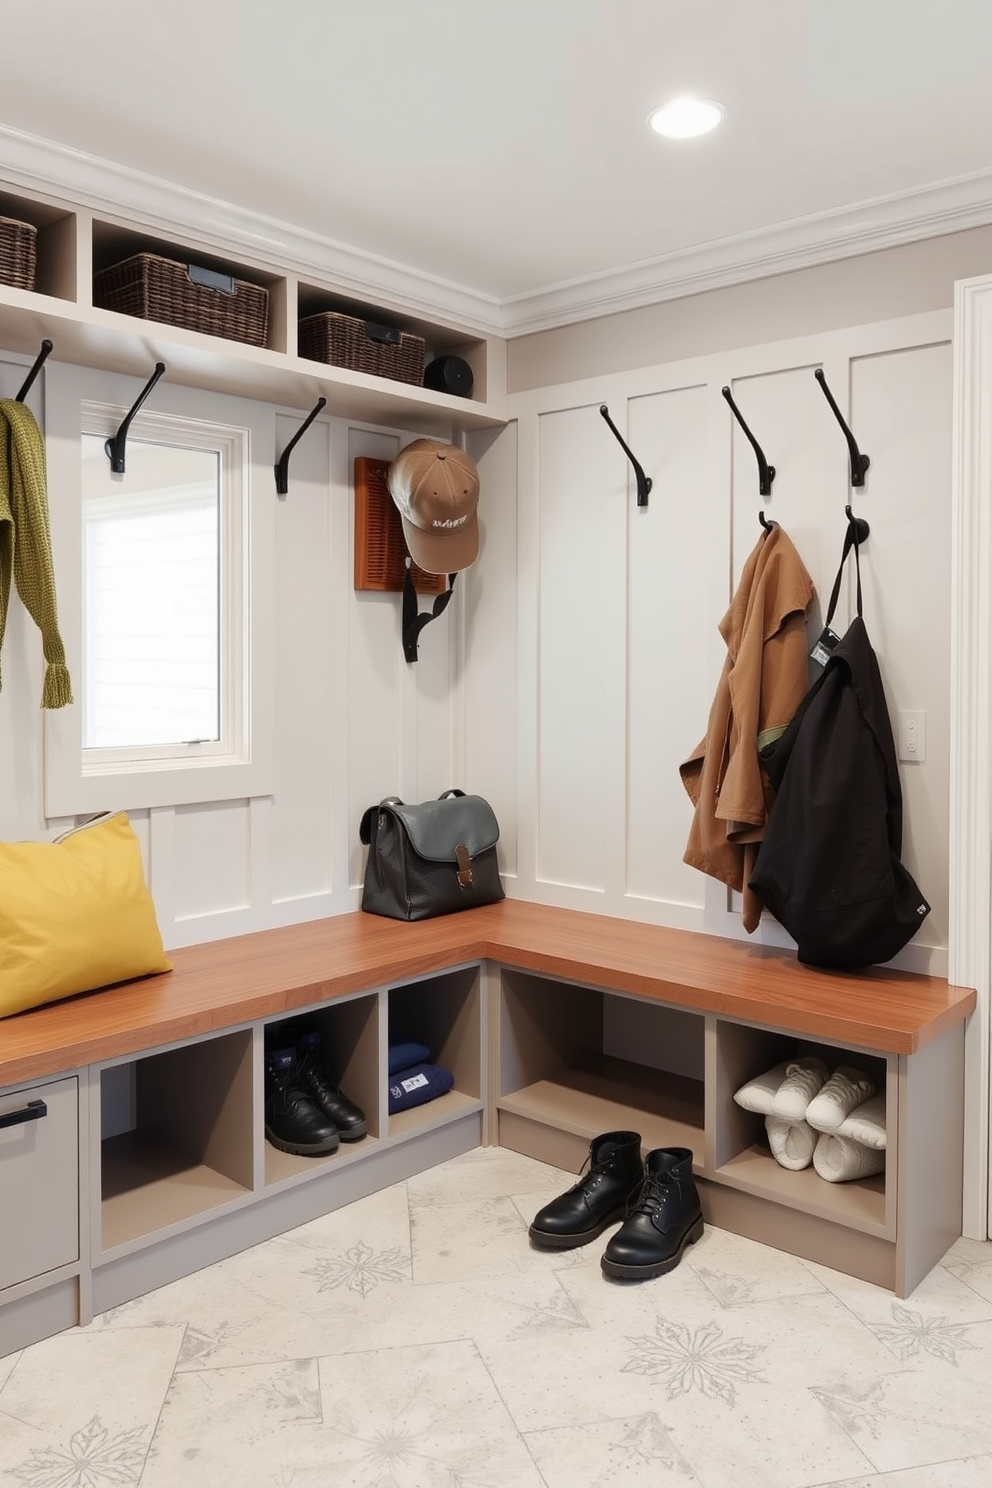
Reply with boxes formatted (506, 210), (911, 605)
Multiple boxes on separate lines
(0, 215), (38, 292)
(93, 252), (269, 346)
(299, 311), (425, 385)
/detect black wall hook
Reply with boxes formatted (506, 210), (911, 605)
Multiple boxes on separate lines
(599, 404), (652, 507)
(845, 503), (870, 545)
(275, 396), (326, 495)
(815, 369), (870, 487)
(722, 386), (776, 497)
(15, 339), (53, 402)
(105, 362), (166, 474)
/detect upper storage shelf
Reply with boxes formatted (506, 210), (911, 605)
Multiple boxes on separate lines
(0, 184), (506, 436)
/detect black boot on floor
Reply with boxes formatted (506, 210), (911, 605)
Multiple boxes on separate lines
(601, 1146), (703, 1280)
(529, 1131), (644, 1250)
(295, 1028), (368, 1141)
(264, 1046), (340, 1157)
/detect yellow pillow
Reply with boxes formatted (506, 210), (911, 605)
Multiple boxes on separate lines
(0, 811), (172, 1019)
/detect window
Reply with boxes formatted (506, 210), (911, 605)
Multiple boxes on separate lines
(44, 369), (275, 815)
(81, 430), (222, 754)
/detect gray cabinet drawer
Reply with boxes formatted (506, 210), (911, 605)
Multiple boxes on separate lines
(0, 1077), (79, 1291)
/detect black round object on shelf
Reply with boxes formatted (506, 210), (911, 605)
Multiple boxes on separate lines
(423, 354), (474, 399)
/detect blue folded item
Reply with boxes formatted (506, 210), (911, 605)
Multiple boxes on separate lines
(388, 1062), (455, 1114)
(388, 1040), (431, 1075)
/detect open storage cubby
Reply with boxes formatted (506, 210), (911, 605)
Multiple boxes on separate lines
(296, 281), (488, 402)
(91, 218), (287, 352)
(496, 968), (706, 1172)
(0, 187), (76, 301)
(262, 993), (380, 1186)
(0, 172), (506, 429)
(99, 1029), (254, 1254)
(387, 968), (482, 1138)
(712, 1020), (892, 1236)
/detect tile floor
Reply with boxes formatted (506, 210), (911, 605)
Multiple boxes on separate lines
(2, 1147), (992, 1487)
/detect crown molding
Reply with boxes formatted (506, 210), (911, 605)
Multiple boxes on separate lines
(5, 124), (992, 343)
(0, 124), (504, 338)
(499, 169), (992, 336)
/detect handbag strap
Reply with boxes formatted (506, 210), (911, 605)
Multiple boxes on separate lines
(402, 562), (457, 664)
(824, 515), (864, 629)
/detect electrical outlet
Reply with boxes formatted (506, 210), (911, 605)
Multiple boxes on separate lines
(897, 709), (926, 763)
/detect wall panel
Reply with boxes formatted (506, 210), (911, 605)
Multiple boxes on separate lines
(626, 384), (711, 909)
(536, 403), (626, 892)
(173, 800), (250, 920)
(343, 424), (404, 891)
(503, 309), (952, 975)
(271, 412), (333, 905)
(464, 422), (519, 879)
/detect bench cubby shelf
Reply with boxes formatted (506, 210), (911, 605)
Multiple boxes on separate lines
(0, 902), (976, 1358)
(0, 182), (506, 436)
(100, 1029), (255, 1255)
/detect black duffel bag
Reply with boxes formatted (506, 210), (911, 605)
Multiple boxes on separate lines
(359, 789), (504, 921)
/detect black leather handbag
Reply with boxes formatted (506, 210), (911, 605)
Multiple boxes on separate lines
(358, 790), (504, 921)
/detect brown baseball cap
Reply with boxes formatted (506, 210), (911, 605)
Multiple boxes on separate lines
(387, 438), (480, 574)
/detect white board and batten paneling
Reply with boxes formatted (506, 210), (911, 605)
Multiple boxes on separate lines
(500, 310), (954, 980)
(0, 349), (474, 946)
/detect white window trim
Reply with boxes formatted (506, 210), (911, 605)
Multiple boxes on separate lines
(44, 365), (275, 815)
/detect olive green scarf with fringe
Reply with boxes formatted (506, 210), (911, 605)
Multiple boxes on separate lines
(0, 398), (73, 708)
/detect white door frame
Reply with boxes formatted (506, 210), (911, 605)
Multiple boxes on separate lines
(950, 273), (992, 1240)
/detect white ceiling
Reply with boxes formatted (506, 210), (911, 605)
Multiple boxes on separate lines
(3, 0), (992, 334)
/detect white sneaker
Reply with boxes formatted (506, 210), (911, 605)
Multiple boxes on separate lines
(806, 1066), (876, 1133)
(765, 1115), (816, 1170)
(770, 1056), (830, 1123)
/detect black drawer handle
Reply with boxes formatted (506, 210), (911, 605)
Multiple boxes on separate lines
(0, 1099), (48, 1130)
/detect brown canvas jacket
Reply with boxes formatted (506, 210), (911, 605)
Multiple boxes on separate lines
(680, 524), (815, 932)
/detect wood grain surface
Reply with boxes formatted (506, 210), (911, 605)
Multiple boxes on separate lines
(0, 901), (976, 1088)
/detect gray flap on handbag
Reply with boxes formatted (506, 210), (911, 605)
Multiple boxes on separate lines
(390, 795), (499, 861)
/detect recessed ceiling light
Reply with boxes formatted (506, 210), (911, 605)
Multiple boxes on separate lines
(647, 98), (725, 140)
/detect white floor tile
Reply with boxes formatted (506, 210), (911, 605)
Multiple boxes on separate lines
(525, 1413), (706, 1486)
(0, 1349), (20, 1391)
(814, 1456), (992, 1488)
(4, 1149), (991, 1487)
(0, 1325), (183, 1485)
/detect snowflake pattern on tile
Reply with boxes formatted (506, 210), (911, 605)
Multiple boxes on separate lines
(334, 1381), (507, 1488)
(621, 1316), (764, 1406)
(810, 1372), (969, 1450)
(869, 1304), (980, 1366)
(506, 1288), (590, 1337)
(266, 1359), (322, 1422)
(810, 1378), (890, 1440)
(303, 1240), (410, 1297)
(691, 1266), (761, 1308)
(177, 1320), (249, 1368)
(11, 1415), (148, 1488)
(600, 1412), (700, 1482)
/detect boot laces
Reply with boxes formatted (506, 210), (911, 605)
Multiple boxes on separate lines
(628, 1170), (673, 1216)
(571, 1147), (618, 1194)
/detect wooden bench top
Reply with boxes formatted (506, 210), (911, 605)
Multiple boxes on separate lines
(0, 901), (976, 1088)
